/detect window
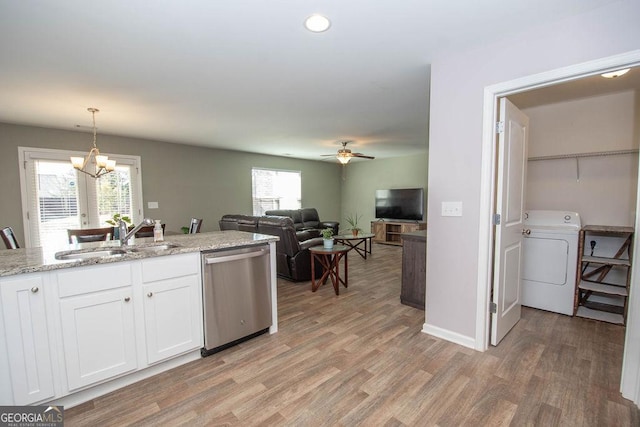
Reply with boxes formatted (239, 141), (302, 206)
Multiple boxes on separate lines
(251, 168), (301, 215)
(18, 147), (143, 248)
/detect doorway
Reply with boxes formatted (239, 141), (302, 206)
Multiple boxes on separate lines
(476, 49), (640, 404)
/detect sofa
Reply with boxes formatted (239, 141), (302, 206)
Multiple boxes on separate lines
(219, 214), (323, 282)
(264, 208), (339, 237)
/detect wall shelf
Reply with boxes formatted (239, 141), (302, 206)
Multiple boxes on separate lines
(528, 149), (639, 182)
(574, 225), (634, 325)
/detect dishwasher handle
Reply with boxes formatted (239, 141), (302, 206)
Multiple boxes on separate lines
(204, 248), (268, 265)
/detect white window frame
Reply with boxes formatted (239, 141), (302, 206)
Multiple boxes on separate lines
(251, 167), (302, 216)
(18, 146), (144, 248)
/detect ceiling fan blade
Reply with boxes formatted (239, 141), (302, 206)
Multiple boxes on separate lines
(352, 153), (375, 159)
(320, 154), (337, 157)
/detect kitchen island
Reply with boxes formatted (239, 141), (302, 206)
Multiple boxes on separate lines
(0, 231), (278, 408)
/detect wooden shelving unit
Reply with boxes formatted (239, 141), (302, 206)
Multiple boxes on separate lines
(371, 221), (426, 246)
(574, 225), (634, 325)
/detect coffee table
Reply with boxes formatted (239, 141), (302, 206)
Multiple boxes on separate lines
(309, 245), (349, 295)
(333, 233), (374, 260)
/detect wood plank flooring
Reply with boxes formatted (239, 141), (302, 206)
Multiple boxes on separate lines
(65, 243), (640, 426)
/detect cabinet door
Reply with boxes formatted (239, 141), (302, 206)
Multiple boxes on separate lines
(0, 275), (55, 404)
(401, 223), (418, 233)
(143, 275), (202, 364)
(59, 287), (137, 391)
(372, 222), (385, 242)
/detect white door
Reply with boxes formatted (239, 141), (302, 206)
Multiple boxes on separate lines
(19, 147), (142, 248)
(491, 98), (529, 346)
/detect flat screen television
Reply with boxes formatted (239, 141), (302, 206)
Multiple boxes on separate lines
(375, 188), (424, 221)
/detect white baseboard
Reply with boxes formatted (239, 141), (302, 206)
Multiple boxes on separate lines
(422, 322), (476, 350)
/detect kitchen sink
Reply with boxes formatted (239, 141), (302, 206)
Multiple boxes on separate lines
(127, 243), (180, 252)
(55, 249), (127, 260)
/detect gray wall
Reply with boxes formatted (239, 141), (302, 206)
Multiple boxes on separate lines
(426, 0), (640, 343)
(339, 154), (429, 234)
(0, 122), (342, 243)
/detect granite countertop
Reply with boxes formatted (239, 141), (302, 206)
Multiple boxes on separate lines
(0, 231), (278, 277)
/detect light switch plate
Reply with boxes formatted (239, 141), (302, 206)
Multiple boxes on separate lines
(148, 201), (159, 209)
(441, 201), (462, 217)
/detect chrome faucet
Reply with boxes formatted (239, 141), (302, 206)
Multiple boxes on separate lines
(119, 218), (155, 245)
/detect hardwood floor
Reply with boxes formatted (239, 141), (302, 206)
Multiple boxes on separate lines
(65, 243), (640, 426)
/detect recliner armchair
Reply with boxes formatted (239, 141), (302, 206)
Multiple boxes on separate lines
(265, 208), (339, 236)
(218, 214), (259, 232)
(256, 216), (323, 281)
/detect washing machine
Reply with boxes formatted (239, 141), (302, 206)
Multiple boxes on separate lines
(521, 210), (581, 316)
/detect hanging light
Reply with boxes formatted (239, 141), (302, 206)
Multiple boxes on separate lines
(70, 107), (115, 178)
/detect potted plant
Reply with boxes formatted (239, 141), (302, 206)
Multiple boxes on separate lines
(106, 213), (132, 239)
(320, 227), (334, 249)
(345, 212), (363, 237)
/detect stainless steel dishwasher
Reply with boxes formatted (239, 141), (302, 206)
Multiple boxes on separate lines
(201, 245), (272, 356)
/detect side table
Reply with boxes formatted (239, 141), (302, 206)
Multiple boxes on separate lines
(333, 233), (374, 260)
(309, 245), (349, 295)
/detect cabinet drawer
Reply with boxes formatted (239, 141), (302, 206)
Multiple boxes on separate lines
(141, 253), (199, 283)
(57, 263), (133, 297)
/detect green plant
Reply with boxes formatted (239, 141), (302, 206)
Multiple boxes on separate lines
(320, 228), (334, 239)
(345, 212), (362, 232)
(181, 226), (190, 234)
(105, 213), (132, 227)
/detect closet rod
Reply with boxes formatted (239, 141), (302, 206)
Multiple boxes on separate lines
(528, 149), (639, 161)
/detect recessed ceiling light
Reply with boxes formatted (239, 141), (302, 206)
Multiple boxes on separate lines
(601, 68), (630, 78)
(305, 14), (331, 32)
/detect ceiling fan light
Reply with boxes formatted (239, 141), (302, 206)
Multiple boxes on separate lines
(337, 154), (351, 164)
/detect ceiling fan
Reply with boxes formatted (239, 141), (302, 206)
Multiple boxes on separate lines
(322, 141), (375, 164)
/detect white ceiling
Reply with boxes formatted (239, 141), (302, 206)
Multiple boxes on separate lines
(0, 0), (620, 161)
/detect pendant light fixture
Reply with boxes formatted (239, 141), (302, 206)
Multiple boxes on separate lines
(70, 108), (115, 178)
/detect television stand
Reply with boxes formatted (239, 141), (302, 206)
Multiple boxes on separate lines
(371, 220), (427, 246)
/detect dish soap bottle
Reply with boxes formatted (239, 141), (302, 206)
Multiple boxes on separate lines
(153, 220), (164, 242)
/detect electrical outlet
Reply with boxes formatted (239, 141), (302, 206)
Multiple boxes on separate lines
(148, 201), (159, 209)
(441, 201), (463, 217)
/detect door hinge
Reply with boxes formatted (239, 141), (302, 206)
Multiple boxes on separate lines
(490, 302), (497, 314)
(495, 121), (504, 134)
(493, 213), (501, 225)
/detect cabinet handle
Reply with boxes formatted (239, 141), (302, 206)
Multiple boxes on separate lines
(522, 229), (531, 235)
(124, 296), (131, 302)
(147, 292), (153, 297)
(31, 286), (39, 293)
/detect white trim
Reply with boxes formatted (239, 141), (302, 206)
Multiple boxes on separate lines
(422, 323), (475, 350)
(477, 50), (640, 405)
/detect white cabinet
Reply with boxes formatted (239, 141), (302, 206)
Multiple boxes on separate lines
(0, 250), (211, 407)
(0, 274), (55, 404)
(140, 253), (202, 365)
(56, 263), (137, 391)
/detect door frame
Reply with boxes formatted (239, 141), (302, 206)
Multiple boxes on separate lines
(476, 50), (640, 402)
